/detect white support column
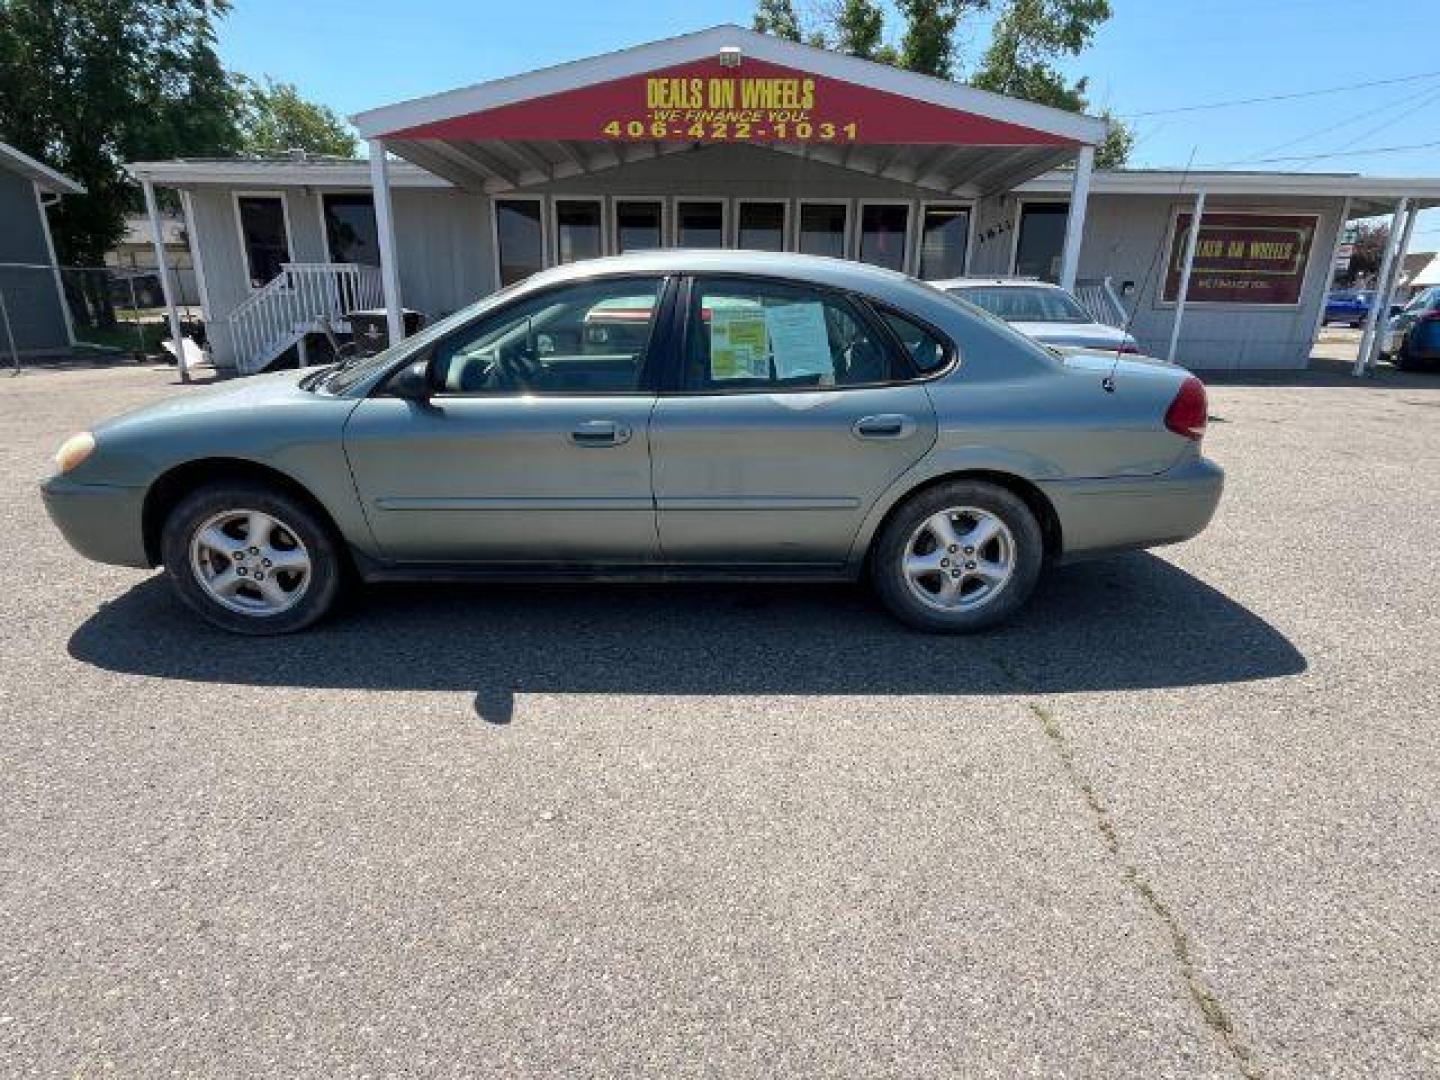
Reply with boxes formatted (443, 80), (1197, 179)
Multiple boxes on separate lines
(1167, 190), (1206, 364)
(1364, 200), (1418, 374)
(1355, 197), (1408, 377)
(142, 177), (189, 382)
(1307, 195), (1352, 355)
(1058, 144), (1094, 292)
(369, 139), (405, 346)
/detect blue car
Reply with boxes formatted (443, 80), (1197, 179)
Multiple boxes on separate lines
(1384, 286), (1440, 371)
(1323, 289), (1376, 327)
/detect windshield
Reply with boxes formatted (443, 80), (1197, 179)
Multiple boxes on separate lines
(948, 285), (1090, 324)
(1402, 287), (1439, 314)
(320, 282), (526, 395)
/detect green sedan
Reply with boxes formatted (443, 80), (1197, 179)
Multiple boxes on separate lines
(42, 251), (1222, 635)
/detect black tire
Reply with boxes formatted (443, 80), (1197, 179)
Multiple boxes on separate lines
(870, 480), (1045, 633)
(1350, 320), (1363, 329)
(160, 481), (344, 635)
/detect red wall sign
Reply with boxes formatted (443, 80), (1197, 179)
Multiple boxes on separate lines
(1163, 211), (1319, 305)
(389, 57), (1075, 147)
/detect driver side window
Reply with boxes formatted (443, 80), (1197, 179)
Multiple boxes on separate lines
(430, 277), (663, 395)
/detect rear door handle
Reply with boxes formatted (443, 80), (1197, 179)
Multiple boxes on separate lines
(569, 419), (632, 447)
(853, 414), (917, 440)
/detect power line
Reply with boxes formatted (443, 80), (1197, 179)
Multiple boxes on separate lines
(1226, 80), (1440, 164)
(1199, 139), (1440, 167)
(1123, 69), (1440, 117)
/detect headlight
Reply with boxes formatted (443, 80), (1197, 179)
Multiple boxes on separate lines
(54, 431), (96, 474)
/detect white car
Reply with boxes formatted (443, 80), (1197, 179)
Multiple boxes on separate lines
(932, 278), (1141, 354)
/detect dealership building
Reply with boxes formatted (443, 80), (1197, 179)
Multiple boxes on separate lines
(126, 24), (1440, 375)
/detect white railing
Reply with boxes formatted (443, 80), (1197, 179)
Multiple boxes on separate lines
(226, 262), (383, 374)
(1074, 276), (1129, 328)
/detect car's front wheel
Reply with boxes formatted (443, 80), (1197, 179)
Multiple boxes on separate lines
(161, 481), (343, 634)
(870, 480), (1044, 633)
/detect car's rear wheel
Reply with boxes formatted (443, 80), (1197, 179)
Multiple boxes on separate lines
(161, 482), (343, 634)
(870, 480), (1044, 633)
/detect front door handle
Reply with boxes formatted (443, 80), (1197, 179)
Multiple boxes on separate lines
(853, 413), (917, 440)
(569, 419), (632, 447)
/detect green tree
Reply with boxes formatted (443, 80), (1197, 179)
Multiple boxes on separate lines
(896, 0), (990, 79)
(971, 0), (1130, 164)
(0, 0), (239, 264)
(753, 0), (803, 41)
(833, 0), (885, 59)
(236, 77), (358, 158)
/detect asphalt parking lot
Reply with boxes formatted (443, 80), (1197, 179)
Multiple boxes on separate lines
(3, 344), (1437, 1078)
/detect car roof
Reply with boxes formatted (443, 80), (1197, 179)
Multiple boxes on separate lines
(510, 249), (965, 326)
(928, 277), (1060, 290)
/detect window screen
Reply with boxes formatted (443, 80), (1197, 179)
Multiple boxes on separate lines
(737, 202), (786, 251)
(615, 200), (664, 252)
(1014, 203), (1070, 282)
(237, 196), (290, 288)
(555, 199), (603, 264)
(918, 205), (970, 280)
(494, 199), (544, 286)
(676, 201), (724, 248)
(858, 204), (911, 273)
(798, 203), (847, 258)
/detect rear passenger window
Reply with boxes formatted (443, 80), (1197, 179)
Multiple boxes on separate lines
(431, 278), (662, 394)
(879, 309), (952, 372)
(684, 278), (897, 391)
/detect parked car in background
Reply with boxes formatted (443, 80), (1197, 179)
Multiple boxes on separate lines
(1383, 286), (1440, 370)
(1323, 289), (1376, 328)
(932, 278), (1141, 354)
(43, 252), (1222, 636)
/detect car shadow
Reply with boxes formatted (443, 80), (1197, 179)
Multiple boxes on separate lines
(68, 553), (1305, 724)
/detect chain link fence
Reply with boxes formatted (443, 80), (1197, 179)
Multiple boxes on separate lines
(60, 264), (204, 361)
(0, 261), (203, 373)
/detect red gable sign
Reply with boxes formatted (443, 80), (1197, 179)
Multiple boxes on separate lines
(388, 57), (1075, 147)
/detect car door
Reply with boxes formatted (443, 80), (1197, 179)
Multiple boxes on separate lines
(649, 275), (940, 566)
(343, 276), (672, 564)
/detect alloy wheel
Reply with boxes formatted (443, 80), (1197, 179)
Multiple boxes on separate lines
(901, 506), (1016, 613)
(188, 508), (312, 616)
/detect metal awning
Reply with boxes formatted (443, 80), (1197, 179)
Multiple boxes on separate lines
(356, 24), (1106, 196)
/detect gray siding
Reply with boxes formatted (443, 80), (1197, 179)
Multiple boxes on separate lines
(971, 190), (1344, 370)
(177, 147), (1345, 372)
(0, 168), (70, 354)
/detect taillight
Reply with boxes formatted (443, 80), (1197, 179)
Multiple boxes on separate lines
(1164, 376), (1208, 440)
(1117, 342), (1141, 354)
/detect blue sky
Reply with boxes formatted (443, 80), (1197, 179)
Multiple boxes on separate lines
(216, 0), (1440, 245)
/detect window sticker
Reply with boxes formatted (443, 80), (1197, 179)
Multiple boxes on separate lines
(765, 302), (833, 380)
(709, 305), (770, 379)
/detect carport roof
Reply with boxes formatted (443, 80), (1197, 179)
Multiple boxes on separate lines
(1015, 168), (1440, 215)
(350, 24), (1108, 197)
(0, 140), (83, 195)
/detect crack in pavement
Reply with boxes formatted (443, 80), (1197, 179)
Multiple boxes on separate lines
(992, 658), (1264, 1078)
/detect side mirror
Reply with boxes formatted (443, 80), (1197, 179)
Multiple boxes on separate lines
(388, 359), (433, 402)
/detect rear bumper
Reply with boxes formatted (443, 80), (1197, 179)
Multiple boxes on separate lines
(1040, 457), (1224, 559)
(40, 477), (151, 568)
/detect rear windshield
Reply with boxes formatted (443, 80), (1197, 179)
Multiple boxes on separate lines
(948, 285), (1089, 324)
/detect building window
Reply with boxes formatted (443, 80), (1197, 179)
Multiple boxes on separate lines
(1014, 202), (1070, 282)
(615, 199), (664, 253)
(494, 198), (544, 286)
(321, 193), (379, 266)
(554, 199), (603, 264)
(736, 201), (787, 251)
(858, 203), (910, 273)
(797, 203), (847, 258)
(676, 200), (725, 248)
(918, 205), (970, 280)
(236, 195), (290, 288)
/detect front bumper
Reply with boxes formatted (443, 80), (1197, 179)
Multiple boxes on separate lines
(1040, 457), (1224, 559)
(40, 477), (151, 568)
